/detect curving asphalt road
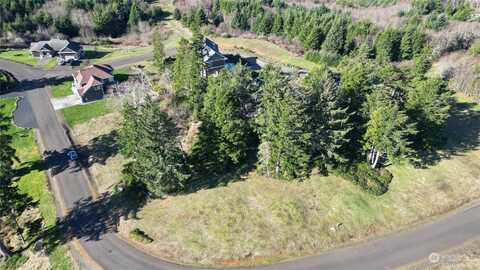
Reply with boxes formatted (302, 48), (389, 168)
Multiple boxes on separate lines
(1, 57), (480, 270)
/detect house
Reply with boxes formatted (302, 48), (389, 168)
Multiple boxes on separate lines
(201, 38), (228, 77)
(72, 64), (115, 103)
(30, 39), (82, 63)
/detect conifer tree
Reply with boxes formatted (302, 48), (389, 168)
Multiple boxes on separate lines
(363, 88), (416, 168)
(272, 12), (284, 35)
(306, 69), (352, 174)
(322, 15), (349, 54)
(128, 1), (140, 29)
(256, 66), (312, 180)
(120, 98), (189, 197)
(152, 28), (165, 71)
(192, 65), (257, 172)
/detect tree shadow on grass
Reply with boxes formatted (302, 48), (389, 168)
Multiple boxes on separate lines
(75, 130), (120, 169)
(411, 100), (480, 168)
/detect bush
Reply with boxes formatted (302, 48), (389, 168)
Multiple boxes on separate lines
(469, 41), (480, 56)
(337, 163), (393, 196)
(305, 50), (341, 66)
(129, 228), (154, 244)
(424, 12), (448, 31)
(411, 0), (442, 15)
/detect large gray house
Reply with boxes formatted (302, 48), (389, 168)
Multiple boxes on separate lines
(202, 38), (228, 77)
(30, 39), (82, 62)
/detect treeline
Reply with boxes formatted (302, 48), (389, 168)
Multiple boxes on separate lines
(120, 35), (452, 197)
(0, 0), (164, 40)
(177, 0), (434, 66)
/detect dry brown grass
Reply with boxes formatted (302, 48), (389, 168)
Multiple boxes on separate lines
(129, 94), (480, 266)
(72, 112), (124, 193)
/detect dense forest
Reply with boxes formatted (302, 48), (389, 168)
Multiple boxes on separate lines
(0, 0), (164, 42)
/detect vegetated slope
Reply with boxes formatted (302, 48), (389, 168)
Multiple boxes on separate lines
(125, 95), (480, 266)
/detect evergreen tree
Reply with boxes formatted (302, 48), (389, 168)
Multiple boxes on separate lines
(305, 26), (325, 51)
(128, 1), (140, 29)
(256, 66), (312, 180)
(192, 65), (257, 172)
(375, 27), (403, 62)
(194, 7), (207, 26)
(120, 98), (189, 197)
(363, 89), (416, 168)
(171, 38), (207, 115)
(406, 77), (452, 147)
(152, 28), (165, 71)
(272, 12), (283, 35)
(306, 69), (352, 174)
(322, 15), (349, 54)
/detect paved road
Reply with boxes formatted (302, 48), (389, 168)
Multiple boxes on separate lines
(2, 58), (480, 270)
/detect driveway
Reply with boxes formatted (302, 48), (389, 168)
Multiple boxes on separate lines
(51, 95), (82, 110)
(2, 57), (480, 270)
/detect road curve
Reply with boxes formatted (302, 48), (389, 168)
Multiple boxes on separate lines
(1, 58), (480, 270)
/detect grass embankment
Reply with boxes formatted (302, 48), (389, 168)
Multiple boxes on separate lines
(50, 81), (73, 98)
(60, 99), (113, 127)
(129, 96), (480, 266)
(0, 49), (57, 69)
(211, 37), (321, 70)
(0, 98), (72, 270)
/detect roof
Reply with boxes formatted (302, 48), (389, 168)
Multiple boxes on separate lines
(73, 64), (114, 96)
(31, 39), (82, 53)
(202, 38), (227, 63)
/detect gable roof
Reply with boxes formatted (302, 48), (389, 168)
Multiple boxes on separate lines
(31, 39), (81, 53)
(73, 64), (114, 96)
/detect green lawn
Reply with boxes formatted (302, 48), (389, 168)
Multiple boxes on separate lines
(0, 49), (38, 66)
(0, 98), (73, 270)
(60, 99), (113, 127)
(51, 81), (73, 98)
(86, 46), (152, 64)
(0, 49), (58, 69)
(134, 95), (480, 266)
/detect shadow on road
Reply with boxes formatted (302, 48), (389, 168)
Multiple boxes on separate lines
(28, 186), (147, 255)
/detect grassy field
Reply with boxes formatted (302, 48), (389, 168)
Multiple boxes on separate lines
(50, 81), (73, 98)
(0, 98), (72, 270)
(60, 99), (114, 128)
(210, 37), (321, 70)
(129, 95), (480, 266)
(0, 49), (38, 66)
(87, 46), (152, 64)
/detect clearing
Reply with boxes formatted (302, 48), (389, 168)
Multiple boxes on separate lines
(0, 98), (72, 270)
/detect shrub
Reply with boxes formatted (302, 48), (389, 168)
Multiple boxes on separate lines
(337, 163), (393, 196)
(129, 228), (154, 244)
(305, 50), (341, 66)
(424, 12), (448, 31)
(469, 41), (480, 56)
(411, 0), (442, 15)
(445, 0), (474, 21)
(0, 255), (28, 270)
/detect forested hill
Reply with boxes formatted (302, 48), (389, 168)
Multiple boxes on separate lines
(0, 0), (164, 43)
